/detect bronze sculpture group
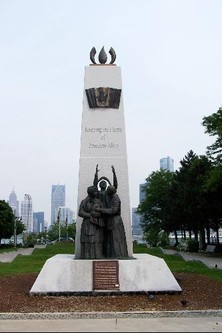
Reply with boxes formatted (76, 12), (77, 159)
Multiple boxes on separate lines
(78, 165), (129, 259)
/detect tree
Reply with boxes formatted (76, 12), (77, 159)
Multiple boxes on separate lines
(67, 222), (76, 240)
(0, 200), (14, 245)
(15, 217), (26, 236)
(202, 108), (222, 242)
(203, 166), (222, 242)
(137, 169), (174, 246)
(172, 151), (212, 249)
(137, 151), (216, 250)
(23, 232), (39, 247)
(47, 221), (76, 241)
(202, 107), (222, 163)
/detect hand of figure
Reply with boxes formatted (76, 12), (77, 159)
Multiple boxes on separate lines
(91, 211), (101, 217)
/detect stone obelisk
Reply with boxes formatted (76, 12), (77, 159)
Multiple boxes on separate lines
(75, 47), (133, 258)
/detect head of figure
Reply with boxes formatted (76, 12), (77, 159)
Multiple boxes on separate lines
(106, 186), (116, 196)
(99, 180), (107, 191)
(87, 186), (97, 197)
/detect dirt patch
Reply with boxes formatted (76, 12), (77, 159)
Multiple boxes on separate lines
(0, 272), (222, 312)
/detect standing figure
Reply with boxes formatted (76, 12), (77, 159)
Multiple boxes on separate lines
(97, 180), (109, 207)
(93, 164), (118, 256)
(96, 186), (128, 258)
(78, 186), (104, 259)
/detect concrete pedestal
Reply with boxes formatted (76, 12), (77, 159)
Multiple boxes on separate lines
(30, 254), (181, 295)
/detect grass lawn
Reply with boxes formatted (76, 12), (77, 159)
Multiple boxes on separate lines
(0, 242), (221, 284)
(0, 241), (74, 276)
(0, 247), (18, 253)
(133, 243), (222, 283)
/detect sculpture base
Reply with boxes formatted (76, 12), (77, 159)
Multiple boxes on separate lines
(29, 254), (181, 295)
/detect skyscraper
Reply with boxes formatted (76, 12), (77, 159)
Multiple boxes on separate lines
(160, 156), (174, 172)
(51, 184), (65, 224)
(139, 183), (146, 203)
(8, 189), (19, 216)
(131, 183), (146, 242)
(33, 212), (44, 233)
(131, 207), (143, 242)
(58, 206), (74, 225)
(21, 194), (33, 233)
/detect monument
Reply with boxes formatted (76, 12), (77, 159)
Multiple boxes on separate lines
(30, 47), (181, 295)
(75, 46), (133, 260)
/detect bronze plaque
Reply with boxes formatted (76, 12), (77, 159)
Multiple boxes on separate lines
(85, 87), (121, 109)
(93, 260), (119, 290)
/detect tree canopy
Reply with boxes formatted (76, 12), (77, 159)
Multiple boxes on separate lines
(137, 169), (174, 245)
(137, 149), (222, 248)
(47, 221), (76, 241)
(0, 200), (25, 244)
(202, 107), (222, 163)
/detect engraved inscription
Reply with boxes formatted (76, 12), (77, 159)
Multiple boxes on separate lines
(85, 127), (123, 150)
(93, 261), (119, 290)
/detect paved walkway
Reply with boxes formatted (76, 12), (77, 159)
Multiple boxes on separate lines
(0, 247), (34, 263)
(160, 247), (222, 269)
(0, 245), (46, 263)
(0, 311), (222, 332)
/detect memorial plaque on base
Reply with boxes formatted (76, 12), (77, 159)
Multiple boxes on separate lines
(93, 260), (119, 290)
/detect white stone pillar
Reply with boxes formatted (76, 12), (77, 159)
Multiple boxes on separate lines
(75, 64), (133, 258)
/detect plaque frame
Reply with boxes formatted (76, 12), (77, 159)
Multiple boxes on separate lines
(93, 260), (119, 291)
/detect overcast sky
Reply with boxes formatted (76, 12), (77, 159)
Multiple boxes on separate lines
(0, 0), (221, 224)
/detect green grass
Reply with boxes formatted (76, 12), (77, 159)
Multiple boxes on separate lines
(0, 242), (222, 284)
(0, 246), (18, 253)
(133, 243), (222, 283)
(0, 242), (74, 276)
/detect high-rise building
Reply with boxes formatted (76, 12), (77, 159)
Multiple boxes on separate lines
(131, 207), (143, 242)
(139, 183), (146, 203)
(131, 183), (146, 242)
(58, 206), (74, 225)
(51, 184), (65, 224)
(33, 212), (44, 233)
(21, 194), (33, 233)
(8, 189), (19, 216)
(160, 156), (174, 172)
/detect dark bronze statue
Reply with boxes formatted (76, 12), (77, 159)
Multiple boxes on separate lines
(78, 165), (128, 259)
(78, 186), (104, 259)
(95, 185), (128, 258)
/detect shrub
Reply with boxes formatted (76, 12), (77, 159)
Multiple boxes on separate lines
(156, 230), (169, 247)
(186, 238), (199, 252)
(176, 238), (199, 252)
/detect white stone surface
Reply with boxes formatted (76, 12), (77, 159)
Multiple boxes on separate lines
(75, 65), (133, 258)
(30, 254), (182, 294)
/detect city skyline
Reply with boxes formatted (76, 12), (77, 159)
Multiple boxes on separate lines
(6, 155), (174, 225)
(7, 187), (74, 227)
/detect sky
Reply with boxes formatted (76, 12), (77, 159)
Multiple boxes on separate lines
(0, 0), (222, 225)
